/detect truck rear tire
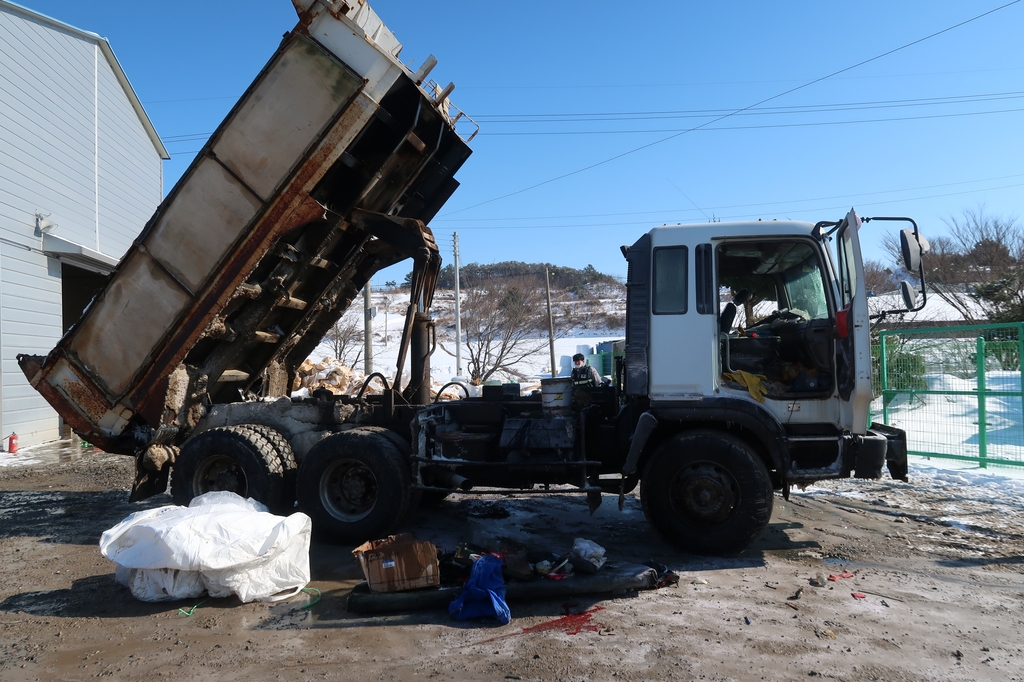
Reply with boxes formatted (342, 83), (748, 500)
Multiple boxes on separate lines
(236, 424), (298, 511)
(296, 430), (412, 543)
(171, 426), (286, 510)
(640, 430), (773, 556)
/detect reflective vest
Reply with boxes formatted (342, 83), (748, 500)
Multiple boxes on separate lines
(571, 364), (600, 388)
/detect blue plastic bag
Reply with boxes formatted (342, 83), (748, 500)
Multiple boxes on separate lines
(448, 554), (511, 624)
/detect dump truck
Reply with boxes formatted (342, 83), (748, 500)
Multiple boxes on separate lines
(20, 0), (930, 555)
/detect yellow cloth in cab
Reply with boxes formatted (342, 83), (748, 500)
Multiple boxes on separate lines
(722, 370), (768, 403)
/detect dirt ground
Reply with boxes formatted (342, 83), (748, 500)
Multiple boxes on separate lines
(1, 444), (1023, 682)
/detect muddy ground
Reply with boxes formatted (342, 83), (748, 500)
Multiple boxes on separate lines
(1, 445), (1023, 681)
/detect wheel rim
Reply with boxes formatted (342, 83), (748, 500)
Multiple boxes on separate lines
(320, 458), (378, 521)
(193, 455), (247, 496)
(669, 461), (740, 525)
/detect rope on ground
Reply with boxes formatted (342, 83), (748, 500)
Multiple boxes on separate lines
(301, 587), (321, 609)
(177, 598), (208, 617)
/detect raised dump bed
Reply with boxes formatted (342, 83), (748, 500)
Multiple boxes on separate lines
(18, 0), (474, 455)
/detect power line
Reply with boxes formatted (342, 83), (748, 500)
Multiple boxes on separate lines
(471, 90), (1024, 121)
(157, 89), (1024, 145)
(138, 65), (1024, 104)
(162, 102), (1024, 153)
(432, 173), (1024, 223)
(476, 106), (1024, 136)
(456, 66), (1024, 91)
(440, 1), (1022, 217)
(427, 181), (1024, 231)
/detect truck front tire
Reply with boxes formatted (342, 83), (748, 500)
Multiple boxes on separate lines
(171, 426), (286, 511)
(640, 430), (773, 555)
(296, 430), (412, 543)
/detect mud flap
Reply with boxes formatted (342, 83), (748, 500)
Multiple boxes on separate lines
(852, 431), (887, 478)
(870, 422), (909, 482)
(129, 454), (171, 502)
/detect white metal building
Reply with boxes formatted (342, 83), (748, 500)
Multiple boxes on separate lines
(0, 1), (168, 446)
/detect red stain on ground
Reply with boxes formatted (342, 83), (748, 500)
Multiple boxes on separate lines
(520, 606), (605, 636)
(469, 606), (606, 647)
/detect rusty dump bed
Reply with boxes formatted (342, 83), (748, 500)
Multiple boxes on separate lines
(18, 0), (473, 454)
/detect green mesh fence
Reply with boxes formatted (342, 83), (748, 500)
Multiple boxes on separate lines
(871, 322), (1024, 469)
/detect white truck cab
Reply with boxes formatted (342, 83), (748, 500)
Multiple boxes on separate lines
(618, 209), (928, 552)
(646, 211), (873, 431)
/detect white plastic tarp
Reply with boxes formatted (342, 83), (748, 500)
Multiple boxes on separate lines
(100, 491), (311, 603)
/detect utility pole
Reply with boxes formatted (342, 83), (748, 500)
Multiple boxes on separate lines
(545, 266), (557, 378)
(363, 281), (373, 374)
(453, 232), (463, 377)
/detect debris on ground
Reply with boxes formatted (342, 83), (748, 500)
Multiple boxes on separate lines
(352, 533), (440, 593)
(569, 538), (607, 573)
(346, 533), (675, 615)
(463, 501), (512, 519)
(293, 357), (475, 400)
(449, 553), (510, 624)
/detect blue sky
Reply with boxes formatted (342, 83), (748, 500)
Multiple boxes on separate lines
(21, 0), (1024, 283)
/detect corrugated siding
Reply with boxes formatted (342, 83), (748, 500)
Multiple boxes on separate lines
(0, 10), (97, 249)
(0, 7), (163, 445)
(0, 244), (62, 444)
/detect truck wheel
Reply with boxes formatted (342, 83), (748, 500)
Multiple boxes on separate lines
(296, 430), (412, 543)
(236, 424), (298, 511)
(170, 426), (285, 510)
(640, 430), (773, 556)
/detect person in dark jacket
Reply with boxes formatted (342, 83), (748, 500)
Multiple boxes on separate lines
(571, 353), (602, 388)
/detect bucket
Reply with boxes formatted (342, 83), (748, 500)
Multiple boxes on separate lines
(540, 378), (573, 416)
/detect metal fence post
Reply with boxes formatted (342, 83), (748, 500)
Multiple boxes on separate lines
(1018, 324), (1024, 443)
(976, 336), (987, 469)
(880, 333), (889, 425)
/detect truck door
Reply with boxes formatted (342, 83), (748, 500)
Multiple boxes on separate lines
(833, 209), (872, 435)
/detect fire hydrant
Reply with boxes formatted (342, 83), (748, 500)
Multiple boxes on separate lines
(7, 433), (18, 454)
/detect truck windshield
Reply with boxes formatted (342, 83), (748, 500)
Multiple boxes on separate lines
(718, 240), (830, 324)
(782, 260), (829, 320)
(717, 239), (835, 398)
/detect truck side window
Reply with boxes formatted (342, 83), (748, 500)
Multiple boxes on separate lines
(837, 229), (857, 307)
(695, 243), (715, 314)
(652, 246), (688, 314)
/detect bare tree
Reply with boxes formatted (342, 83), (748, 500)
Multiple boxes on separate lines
(884, 208), (1024, 323)
(323, 315), (364, 367)
(863, 259), (892, 296)
(462, 277), (549, 382)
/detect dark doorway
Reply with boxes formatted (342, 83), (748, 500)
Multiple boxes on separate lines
(61, 263), (108, 333)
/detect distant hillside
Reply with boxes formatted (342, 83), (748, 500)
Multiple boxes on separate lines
(405, 261), (623, 296)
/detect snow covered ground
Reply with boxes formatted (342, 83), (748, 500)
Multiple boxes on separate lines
(310, 289), (625, 391)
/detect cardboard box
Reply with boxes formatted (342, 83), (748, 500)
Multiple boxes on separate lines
(352, 533), (440, 593)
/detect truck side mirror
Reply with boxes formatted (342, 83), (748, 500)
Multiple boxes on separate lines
(900, 228), (930, 272)
(900, 280), (918, 310)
